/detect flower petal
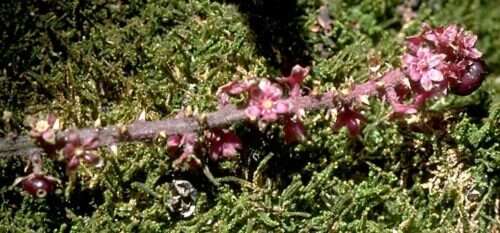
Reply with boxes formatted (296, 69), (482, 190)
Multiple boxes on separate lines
(427, 54), (446, 67)
(420, 76), (433, 91)
(261, 112), (278, 122)
(67, 157), (80, 171)
(274, 101), (290, 114)
(427, 69), (444, 82)
(245, 106), (261, 121)
(258, 80), (282, 99)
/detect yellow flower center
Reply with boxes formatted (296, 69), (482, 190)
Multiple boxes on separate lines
(35, 120), (50, 132)
(262, 100), (273, 109)
(75, 148), (84, 156)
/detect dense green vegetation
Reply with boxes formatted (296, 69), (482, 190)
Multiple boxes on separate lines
(1, 0), (499, 232)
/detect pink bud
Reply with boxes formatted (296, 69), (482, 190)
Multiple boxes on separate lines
(283, 65), (310, 87)
(279, 65), (309, 97)
(283, 118), (306, 144)
(333, 108), (365, 137)
(345, 118), (361, 136)
(216, 80), (255, 105)
(166, 134), (182, 154)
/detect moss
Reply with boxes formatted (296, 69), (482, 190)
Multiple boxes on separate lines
(1, 0), (499, 232)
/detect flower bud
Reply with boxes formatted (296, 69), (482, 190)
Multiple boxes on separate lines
(283, 118), (306, 144)
(166, 134), (182, 155)
(332, 108), (365, 137)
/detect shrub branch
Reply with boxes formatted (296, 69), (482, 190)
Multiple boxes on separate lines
(0, 93), (336, 158)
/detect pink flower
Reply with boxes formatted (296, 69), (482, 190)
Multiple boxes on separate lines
(332, 108), (365, 137)
(30, 114), (61, 145)
(166, 133), (201, 170)
(423, 25), (481, 59)
(245, 80), (291, 122)
(207, 128), (242, 161)
(283, 118), (306, 144)
(424, 24), (459, 47)
(62, 132), (103, 172)
(166, 133), (197, 155)
(456, 30), (482, 59)
(403, 25), (485, 96)
(403, 47), (446, 91)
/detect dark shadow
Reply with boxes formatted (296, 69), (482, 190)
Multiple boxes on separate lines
(0, 0), (81, 117)
(215, 123), (329, 191)
(216, 0), (312, 74)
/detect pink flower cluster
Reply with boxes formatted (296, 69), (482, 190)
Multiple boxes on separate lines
(321, 25), (487, 135)
(402, 24), (486, 96)
(166, 128), (243, 169)
(164, 66), (313, 169)
(374, 24), (488, 116)
(217, 65), (310, 143)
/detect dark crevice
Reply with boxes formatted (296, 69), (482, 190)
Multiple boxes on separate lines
(216, 0), (312, 74)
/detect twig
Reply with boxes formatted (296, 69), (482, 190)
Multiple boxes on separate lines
(0, 93), (337, 158)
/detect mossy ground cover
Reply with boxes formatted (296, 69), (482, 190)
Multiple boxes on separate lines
(1, 0), (499, 232)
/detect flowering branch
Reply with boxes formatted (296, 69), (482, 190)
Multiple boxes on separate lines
(0, 92), (335, 158)
(0, 24), (488, 198)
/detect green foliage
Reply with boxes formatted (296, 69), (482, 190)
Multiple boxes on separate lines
(1, 0), (499, 232)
